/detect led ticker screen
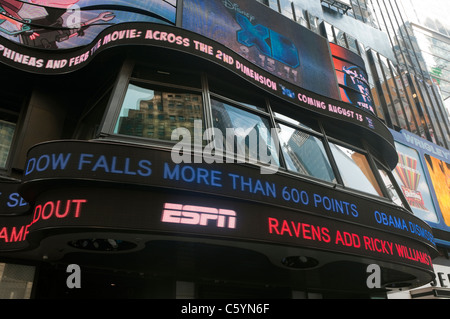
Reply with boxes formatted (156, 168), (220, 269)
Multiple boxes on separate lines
(331, 43), (375, 114)
(0, 182), (29, 216)
(17, 140), (435, 249)
(0, 185), (437, 272)
(424, 155), (450, 226)
(182, 0), (341, 100)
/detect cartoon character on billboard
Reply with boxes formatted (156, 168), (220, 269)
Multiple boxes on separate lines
(342, 65), (375, 113)
(0, 0), (114, 48)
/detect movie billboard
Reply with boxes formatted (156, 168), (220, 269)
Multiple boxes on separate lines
(0, 0), (176, 49)
(331, 43), (375, 114)
(182, 0), (340, 100)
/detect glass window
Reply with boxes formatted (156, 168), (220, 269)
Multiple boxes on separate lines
(324, 22), (336, 44)
(329, 143), (383, 196)
(114, 83), (203, 141)
(0, 263), (35, 299)
(0, 120), (15, 168)
(273, 112), (319, 132)
(211, 99), (279, 167)
(0, 80), (23, 170)
(378, 166), (405, 207)
(277, 123), (336, 183)
(208, 75), (267, 113)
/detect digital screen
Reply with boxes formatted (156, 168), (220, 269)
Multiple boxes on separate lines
(331, 43), (375, 114)
(182, 0), (340, 100)
(0, 182), (29, 216)
(0, 184), (436, 272)
(16, 140), (435, 249)
(393, 142), (439, 224)
(0, 0), (176, 49)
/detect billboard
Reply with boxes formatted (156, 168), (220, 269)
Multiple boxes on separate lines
(393, 141), (439, 224)
(0, 0), (176, 49)
(424, 154), (450, 226)
(0, 140), (436, 271)
(182, 0), (340, 100)
(331, 43), (375, 114)
(391, 129), (450, 243)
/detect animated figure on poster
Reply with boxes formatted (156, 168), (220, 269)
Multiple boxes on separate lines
(342, 65), (375, 113)
(0, 0), (114, 49)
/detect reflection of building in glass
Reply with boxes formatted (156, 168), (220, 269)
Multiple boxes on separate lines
(368, 0), (450, 148)
(117, 91), (203, 140)
(283, 130), (335, 182)
(0, 120), (15, 168)
(0, 263), (35, 299)
(407, 23), (450, 122)
(211, 100), (277, 164)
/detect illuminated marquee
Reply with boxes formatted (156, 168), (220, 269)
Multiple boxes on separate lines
(161, 203), (237, 229)
(331, 43), (375, 114)
(0, 140), (437, 274)
(17, 141), (435, 248)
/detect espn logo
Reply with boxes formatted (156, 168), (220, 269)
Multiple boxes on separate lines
(161, 203), (237, 229)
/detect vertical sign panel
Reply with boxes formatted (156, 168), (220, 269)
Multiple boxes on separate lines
(331, 43), (375, 114)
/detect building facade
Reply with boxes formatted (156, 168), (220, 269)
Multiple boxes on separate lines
(0, 0), (447, 299)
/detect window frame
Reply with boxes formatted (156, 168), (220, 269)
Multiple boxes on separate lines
(325, 135), (390, 200)
(273, 114), (338, 185)
(100, 59), (206, 148)
(97, 58), (407, 208)
(209, 93), (279, 168)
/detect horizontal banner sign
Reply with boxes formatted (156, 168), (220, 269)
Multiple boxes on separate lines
(0, 184), (437, 273)
(16, 140), (436, 251)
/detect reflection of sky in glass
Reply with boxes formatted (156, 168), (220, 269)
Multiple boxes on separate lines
(274, 112), (312, 131)
(212, 100), (279, 165)
(378, 168), (404, 207)
(222, 105), (275, 153)
(401, 0), (450, 34)
(393, 142), (439, 223)
(329, 143), (379, 196)
(278, 123), (335, 182)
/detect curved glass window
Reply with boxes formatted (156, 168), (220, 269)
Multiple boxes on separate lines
(211, 99), (279, 167)
(103, 61), (408, 205)
(277, 123), (336, 183)
(0, 120), (15, 168)
(114, 83), (203, 141)
(329, 143), (383, 196)
(378, 166), (404, 207)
